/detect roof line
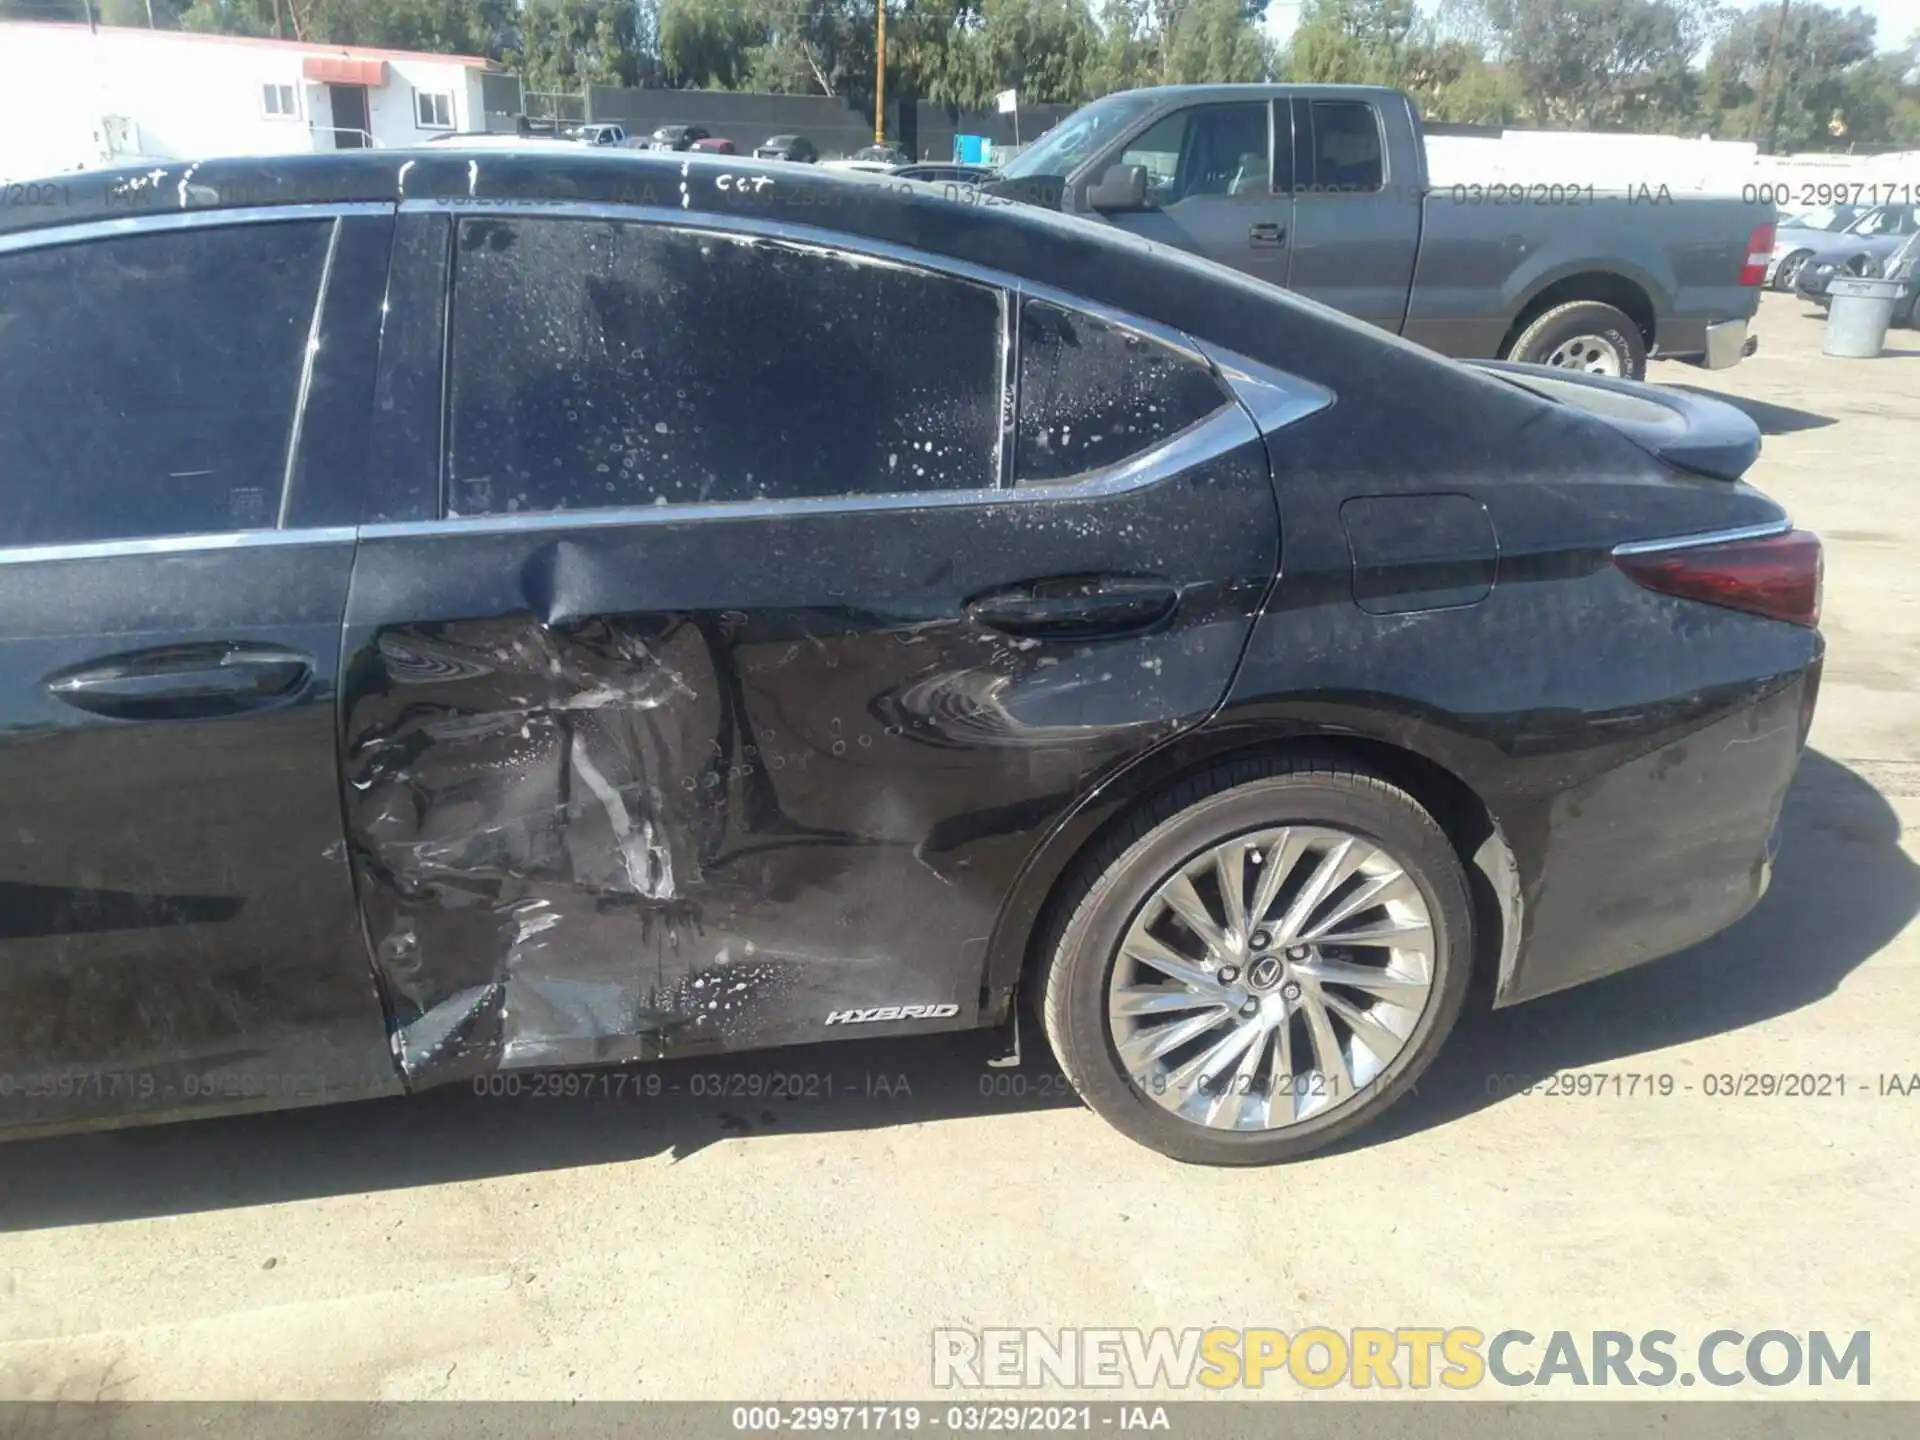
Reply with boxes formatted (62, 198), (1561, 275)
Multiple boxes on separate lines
(0, 19), (495, 67)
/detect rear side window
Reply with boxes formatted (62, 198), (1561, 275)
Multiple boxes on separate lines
(446, 217), (1004, 515)
(0, 220), (332, 548)
(1306, 100), (1384, 194)
(1014, 299), (1231, 483)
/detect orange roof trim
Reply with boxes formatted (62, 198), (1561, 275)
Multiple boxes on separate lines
(304, 56), (388, 86)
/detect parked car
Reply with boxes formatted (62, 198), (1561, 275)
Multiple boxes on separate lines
(1776, 202), (1864, 235)
(754, 134), (818, 163)
(690, 137), (738, 155)
(1794, 229), (1920, 326)
(643, 124), (711, 152)
(983, 84), (1772, 380)
(893, 162), (997, 186)
(825, 144), (912, 173)
(0, 152), (1821, 1164)
(1768, 203), (1920, 292)
(568, 123), (627, 148)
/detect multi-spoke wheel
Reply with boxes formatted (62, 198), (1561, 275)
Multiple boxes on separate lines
(1041, 758), (1474, 1165)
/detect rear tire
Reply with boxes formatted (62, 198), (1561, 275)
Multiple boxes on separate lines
(1040, 758), (1473, 1166)
(1506, 300), (1648, 380)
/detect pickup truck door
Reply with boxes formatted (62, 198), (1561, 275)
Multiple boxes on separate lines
(1093, 100), (1293, 291)
(1283, 96), (1420, 332)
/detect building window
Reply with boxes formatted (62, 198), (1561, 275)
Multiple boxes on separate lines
(415, 91), (455, 130)
(261, 83), (298, 119)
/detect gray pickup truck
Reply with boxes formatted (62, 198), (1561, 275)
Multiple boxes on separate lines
(983, 84), (1771, 380)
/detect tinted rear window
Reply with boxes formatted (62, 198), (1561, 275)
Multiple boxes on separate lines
(447, 217), (1005, 514)
(1014, 299), (1230, 482)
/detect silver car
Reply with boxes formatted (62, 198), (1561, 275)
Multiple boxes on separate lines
(1768, 204), (1920, 290)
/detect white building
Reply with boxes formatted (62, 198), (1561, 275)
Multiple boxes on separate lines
(0, 20), (502, 179)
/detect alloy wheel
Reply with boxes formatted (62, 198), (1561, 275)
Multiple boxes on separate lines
(1106, 825), (1436, 1132)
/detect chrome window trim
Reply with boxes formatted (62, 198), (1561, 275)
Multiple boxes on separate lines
(0, 202), (395, 256)
(403, 196), (1214, 366)
(1611, 519), (1793, 557)
(402, 197), (1324, 528)
(1193, 342), (1337, 437)
(0, 527), (357, 567)
(360, 406), (1258, 542)
(278, 216), (343, 528)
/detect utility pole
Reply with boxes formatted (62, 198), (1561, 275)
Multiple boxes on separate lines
(82, 0), (97, 34)
(874, 0), (886, 144)
(1750, 0), (1791, 153)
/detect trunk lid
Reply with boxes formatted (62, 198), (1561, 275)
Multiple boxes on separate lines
(1467, 360), (1761, 483)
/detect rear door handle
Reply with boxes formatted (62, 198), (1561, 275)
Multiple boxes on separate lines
(1250, 221), (1286, 246)
(967, 576), (1179, 640)
(45, 643), (315, 721)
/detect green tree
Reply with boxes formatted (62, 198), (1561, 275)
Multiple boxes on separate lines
(1162, 0), (1273, 81)
(1285, 0), (1416, 83)
(1700, 2), (1882, 149)
(915, 0), (1098, 107)
(508, 0), (647, 90)
(656, 0), (761, 87)
(1477, 0), (1718, 129)
(1085, 0), (1159, 92)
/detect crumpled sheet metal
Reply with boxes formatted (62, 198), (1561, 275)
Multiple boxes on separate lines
(345, 610), (767, 1078)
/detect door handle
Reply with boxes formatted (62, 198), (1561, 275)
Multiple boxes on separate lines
(967, 576), (1179, 640)
(1250, 220), (1287, 246)
(45, 642), (315, 721)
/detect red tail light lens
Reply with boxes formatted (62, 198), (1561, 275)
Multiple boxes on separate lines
(1615, 528), (1822, 627)
(1740, 222), (1776, 286)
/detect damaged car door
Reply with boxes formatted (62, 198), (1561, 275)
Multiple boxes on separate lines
(339, 206), (1282, 1085)
(0, 209), (400, 1133)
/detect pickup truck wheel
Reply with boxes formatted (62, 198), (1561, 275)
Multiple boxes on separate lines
(1507, 301), (1648, 380)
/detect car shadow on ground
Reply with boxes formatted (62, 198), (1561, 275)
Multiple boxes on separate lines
(1354, 747), (1918, 1151)
(1662, 387), (1836, 434)
(0, 752), (1910, 1228)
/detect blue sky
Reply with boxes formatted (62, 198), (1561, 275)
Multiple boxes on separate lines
(1261, 0), (1920, 53)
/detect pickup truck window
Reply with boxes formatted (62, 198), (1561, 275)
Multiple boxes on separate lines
(1118, 103), (1271, 203)
(999, 90), (1159, 181)
(1303, 100), (1384, 194)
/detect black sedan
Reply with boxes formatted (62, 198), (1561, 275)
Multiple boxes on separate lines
(0, 151), (1821, 1164)
(1794, 232), (1920, 326)
(641, 124), (710, 152)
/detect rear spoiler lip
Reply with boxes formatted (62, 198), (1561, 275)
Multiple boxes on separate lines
(1466, 359), (1762, 483)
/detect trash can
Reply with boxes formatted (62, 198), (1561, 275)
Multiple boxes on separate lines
(1824, 277), (1905, 358)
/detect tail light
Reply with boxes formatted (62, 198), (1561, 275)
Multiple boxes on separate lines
(1614, 528), (1822, 627)
(1740, 222), (1776, 286)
